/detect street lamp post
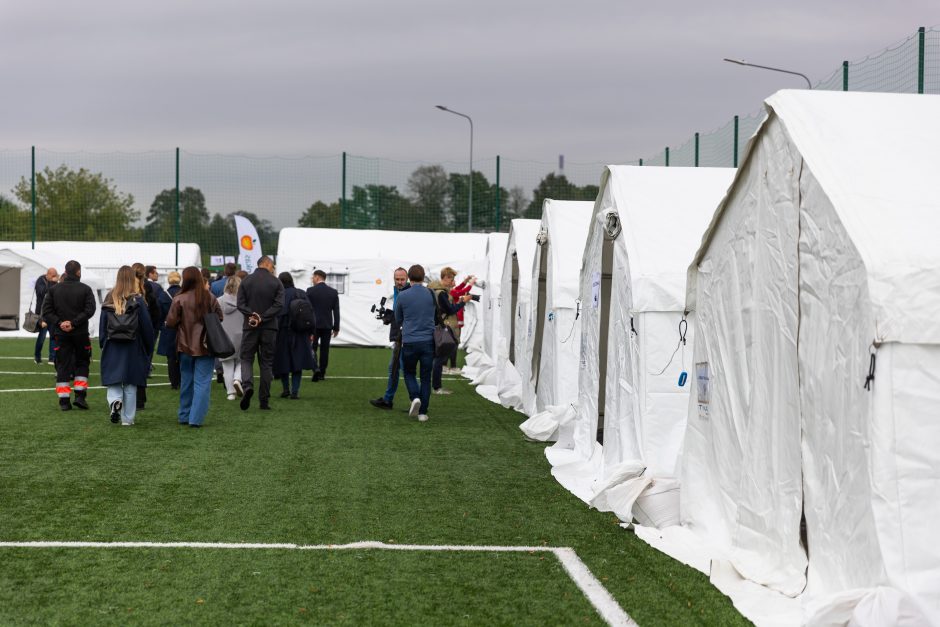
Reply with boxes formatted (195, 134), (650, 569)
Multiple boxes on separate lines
(723, 58), (813, 89)
(436, 105), (474, 232)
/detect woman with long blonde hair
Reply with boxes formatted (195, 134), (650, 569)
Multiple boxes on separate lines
(99, 265), (154, 425)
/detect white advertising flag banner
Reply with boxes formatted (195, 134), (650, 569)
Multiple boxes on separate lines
(233, 215), (262, 273)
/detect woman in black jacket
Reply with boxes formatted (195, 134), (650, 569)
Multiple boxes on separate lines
(273, 273), (316, 399)
(156, 270), (182, 389)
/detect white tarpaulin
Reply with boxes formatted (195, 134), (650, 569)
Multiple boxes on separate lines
(463, 233), (509, 400)
(663, 90), (940, 626)
(494, 220), (542, 412)
(519, 200), (593, 438)
(276, 227), (489, 347)
(546, 166), (734, 522)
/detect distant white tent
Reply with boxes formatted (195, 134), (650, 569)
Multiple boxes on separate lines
(463, 232), (509, 400)
(518, 200), (593, 434)
(494, 219), (542, 411)
(0, 248), (106, 339)
(544, 166), (734, 525)
(0, 258), (24, 331)
(643, 90), (940, 626)
(0, 241), (201, 290)
(276, 228), (489, 347)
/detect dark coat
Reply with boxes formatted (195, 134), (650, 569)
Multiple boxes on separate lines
(273, 287), (317, 376)
(33, 275), (52, 314)
(148, 280), (167, 330)
(156, 284), (180, 357)
(98, 295), (155, 387)
(237, 268), (284, 331)
(306, 282), (340, 331)
(41, 274), (97, 337)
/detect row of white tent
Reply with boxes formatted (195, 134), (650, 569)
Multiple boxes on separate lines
(461, 90), (940, 627)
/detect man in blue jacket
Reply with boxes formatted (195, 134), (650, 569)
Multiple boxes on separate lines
(393, 264), (438, 422)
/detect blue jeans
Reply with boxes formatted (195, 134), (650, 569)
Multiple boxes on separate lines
(34, 327), (53, 362)
(106, 384), (137, 425)
(401, 341), (434, 415)
(179, 354), (214, 426)
(383, 344), (403, 404)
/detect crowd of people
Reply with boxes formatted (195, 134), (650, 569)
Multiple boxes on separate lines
(32, 257), (341, 427)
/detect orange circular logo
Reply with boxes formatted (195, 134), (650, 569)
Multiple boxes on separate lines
(240, 235), (254, 251)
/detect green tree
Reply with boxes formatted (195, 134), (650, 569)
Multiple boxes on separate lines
(525, 173), (599, 219)
(12, 165), (139, 241)
(143, 187), (210, 243)
(406, 165), (449, 231)
(345, 185), (411, 230)
(0, 194), (30, 240)
(298, 200), (342, 229)
(447, 171), (508, 232)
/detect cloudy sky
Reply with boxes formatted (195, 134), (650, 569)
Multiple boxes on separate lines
(1, 1), (936, 165)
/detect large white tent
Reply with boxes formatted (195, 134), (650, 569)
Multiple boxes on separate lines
(518, 200), (593, 434)
(463, 232), (509, 400)
(0, 241), (201, 291)
(546, 166), (734, 524)
(494, 219), (542, 411)
(276, 228), (489, 347)
(642, 90), (940, 626)
(0, 248), (106, 339)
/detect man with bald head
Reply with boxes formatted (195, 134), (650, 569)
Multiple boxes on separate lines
(33, 267), (58, 364)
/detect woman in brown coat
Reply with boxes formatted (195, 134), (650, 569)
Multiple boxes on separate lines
(165, 266), (223, 427)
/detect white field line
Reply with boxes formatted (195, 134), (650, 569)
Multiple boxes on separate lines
(0, 383), (172, 394)
(0, 540), (635, 626)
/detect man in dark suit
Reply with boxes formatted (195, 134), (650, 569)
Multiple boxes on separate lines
(234, 256), (283, 410)
(306, 269), (340, 381)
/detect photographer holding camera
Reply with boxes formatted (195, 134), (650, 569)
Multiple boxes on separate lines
(370, 267), (409, 411)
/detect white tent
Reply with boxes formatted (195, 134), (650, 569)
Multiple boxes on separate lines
(0, 258), (24, 331)
(276, 227), (489, 347)
(0, 248), (106, 339)
(0, 241), (201, 290)
(494, 219), (542, 411)
(463, 232), (509, 399)
(518, 200), (594, 433)
(643, 90), (940, 626)
(545, 166), (734, 522)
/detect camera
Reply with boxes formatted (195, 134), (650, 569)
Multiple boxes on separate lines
(469, 294), (481, 302)
(371, 297), (395, 325)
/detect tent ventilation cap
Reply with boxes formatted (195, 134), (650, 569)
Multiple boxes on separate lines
(536, 227), (549, 246)
(604, 213), (621, 239)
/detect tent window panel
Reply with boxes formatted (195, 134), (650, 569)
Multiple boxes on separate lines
(326, 273), (347, 294)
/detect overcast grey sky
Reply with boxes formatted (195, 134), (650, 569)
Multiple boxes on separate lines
(0, 1), (937, 164)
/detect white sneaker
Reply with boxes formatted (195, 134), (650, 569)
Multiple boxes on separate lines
(432, 388), (453, 395)
(408, 398), (421, 417)
(232, 380), (244, 397)
(418, 414), (429, 422)
(227, 393), (236, 401)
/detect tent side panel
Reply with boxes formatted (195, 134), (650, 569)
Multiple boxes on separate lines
(680, 118), (806, 596)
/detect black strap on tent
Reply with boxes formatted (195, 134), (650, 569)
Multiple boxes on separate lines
(678, 318), (688, 346)
(864, 352), (877, 391)
(630, 317), (637, 336)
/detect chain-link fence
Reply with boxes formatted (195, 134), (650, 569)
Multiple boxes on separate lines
(1, 26), (937, 267)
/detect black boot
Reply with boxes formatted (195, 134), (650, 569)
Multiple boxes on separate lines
(73, 393), (89, 410)
(59, 398), (72, 411)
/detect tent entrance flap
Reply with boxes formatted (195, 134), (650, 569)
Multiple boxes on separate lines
(510, 252), (519, 364)
(0, 265), (22, 330)
(532, 241), (549, 391)
(596, 233), (614, 444)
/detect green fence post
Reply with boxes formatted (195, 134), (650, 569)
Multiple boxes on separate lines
(341, 152), (347, 228)
(733, 115), (739, 168)
(918, 26), (925, 94)
(842, 61), (849, 91)
(665, 147), (669, 167)
(638, 158), (643, 166)
(30, 146), (36, 249)
(495, 155), (501, 232)
(694, 133), (700, 167)
(175, 147), (180, 267)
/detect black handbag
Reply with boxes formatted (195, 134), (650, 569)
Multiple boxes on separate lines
(429, 289), (457, 359)
(203, 311), (235, 358)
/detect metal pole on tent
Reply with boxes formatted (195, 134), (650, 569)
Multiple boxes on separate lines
(435, 105), (473, 232)
(722, 58), (812, 89)
(495, 155), (501, 231)
(30, 146), (36, 250)
(175, 147), (180, 267)
(918, 26), (925, 94)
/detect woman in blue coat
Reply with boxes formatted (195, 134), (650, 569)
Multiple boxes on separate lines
(99, 265), (155, 426)
(274, 272), (317, 399)
(156, 270), (182, 389)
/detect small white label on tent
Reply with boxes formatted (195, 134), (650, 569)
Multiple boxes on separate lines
(591, 272), (601, 309)
(696, 362), (710, 420)
(224, 256), (236, 264)
(527, 316), (533, 339)
(210, 255), (224, 266)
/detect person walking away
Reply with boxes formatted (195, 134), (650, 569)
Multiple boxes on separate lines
(394, 264), (439, 422)
(274, 272), (317, 399)
(305, 269), (340, 381)
(33, 266), (58, 364)
(145, 266), (166, 355)
(211, 262), (236, 297)
(234, 256), (283, 411)
(40, 260), (96, 411)
(428, 267), (471, 395)
(165, 266), (223, 427)
(99, 266), (154, 426)
(156, 271), (182, 389)
(370, 267), (408, 410)
(446, 273), (476, 373)
(218, 275), (244, 400)
(131, 263), (159, 410)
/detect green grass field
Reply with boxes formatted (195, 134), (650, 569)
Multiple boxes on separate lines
(0, 338), (748, 626)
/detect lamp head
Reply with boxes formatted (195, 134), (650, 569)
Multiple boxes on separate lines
(435, 105), (448, 111)
(723, 58), (747, 65)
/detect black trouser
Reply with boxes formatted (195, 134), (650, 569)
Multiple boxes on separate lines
(167, 352), (181, 388)
(54, 332), (90, 399)
(312, 329), (332, 376)
(240, 328), (277, 403)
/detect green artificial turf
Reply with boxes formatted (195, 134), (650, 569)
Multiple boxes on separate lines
(0, 339), (749, 626)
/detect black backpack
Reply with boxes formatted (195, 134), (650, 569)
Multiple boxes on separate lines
(289, 293), (316, 334)
(107, 303), (139, 342)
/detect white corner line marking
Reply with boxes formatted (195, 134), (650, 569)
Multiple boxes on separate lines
(0, 540), (635, 626)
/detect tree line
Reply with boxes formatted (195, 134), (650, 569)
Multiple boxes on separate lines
(0, 164), (599, 261)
